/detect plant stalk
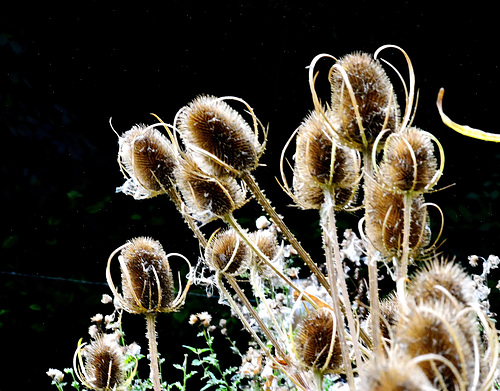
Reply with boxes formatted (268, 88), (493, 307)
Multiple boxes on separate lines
(145, 312), (162, 391)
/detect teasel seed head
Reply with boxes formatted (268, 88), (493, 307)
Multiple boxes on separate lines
(292, 110), (360, 210)
(248, 229), (281, 277)
(116, 124), (178, 200)
(367, 293), (399, 348)
(329, 52), (399, 151)
(377, 127), (441, 194)
(365, 180), (430, 259)
(74, 334), (127, 391)
(408, 258), (476, 308)
(361, 352), (438, 391)
(204, 228), (249, 276)
(175, 155), (246, 222)
(176, 95), (263, 176)
(294, 307), (342, 373)
(395, 300), (476, 391)
(106, 237), (192, 315)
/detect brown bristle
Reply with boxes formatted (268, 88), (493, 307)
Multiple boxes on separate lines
(175, 156), (246, 222)
(119, 237), (174, 314)
(176, 95), (261, 175)
(117, 124), (178, 199)
(205, 229), (249, 276)
(408, 258), (476, 308)
(329, 52), (399, 151)
(361, 353), (436, 391)
(396, 301), (476, 390)
(83, 335), (125, 389)
(367, 293), (399, 347)
(378, 127), (438, 193)
(294, 308), (342, 372)
(365, 181), (430, 258)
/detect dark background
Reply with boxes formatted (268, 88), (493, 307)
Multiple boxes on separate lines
(2, 1), (500, 389)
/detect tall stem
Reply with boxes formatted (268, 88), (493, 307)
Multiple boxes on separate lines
(400, 192), (412, 282)
(241, 171), (330, 292)
(145, 312), (162, 391)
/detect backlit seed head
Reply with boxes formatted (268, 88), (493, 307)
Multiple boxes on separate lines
(116, 124), (178, 200)
(361, 353), (438, 391)
(176, 95), (262, 176)
(396, 301), (476, 390)
(329, 52), (399, 151)
(378, 127), (438, 193)
(408, 258), (476, 308)
(292, 111), (360, 210)
(175, 156), (246, 222)
(78, 334), (126, 390)
(294, 308), (342, 373)
(248, 229), (280, 277)
(365, 180), (430, 259)
(204, 228), (249, 276)
(118, 237), (174, 314)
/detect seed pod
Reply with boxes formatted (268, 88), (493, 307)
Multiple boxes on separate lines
(294, 307), (342, 373)
(408, 259), (476, 308)
(292, 110), (360, 210)
(248, 229), (280, 277)
(204, 228), (249, 276)
(361, 353), (438, 391)
(396, 301), (476, 390)
(117, 124), (178, 199)
(77, 334), (126, 390)
(365, 180), (430, 259)
(378, 127), (439, 193)
(367, 293), (399, 346)
(175, 156), (246, 222)
(329, 52), (399, 151)
(118, 237), (175, 314)
(176, 95), (262, 176)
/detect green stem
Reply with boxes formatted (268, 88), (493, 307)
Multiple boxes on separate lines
(145, 312), (162, 391)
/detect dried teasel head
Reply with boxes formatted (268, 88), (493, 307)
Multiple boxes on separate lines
(376, 127), (444, 194)
(73, 333), (135, 391)
(361, 352), (438, 391)
(175, 95), (263, 176)
(395, 300), (478, 391)
(106, 237), (191, 314)
(364, 180), (430, 259)
(367, 293), (399, 349)
(290, 110), (360, 210)
(175, 156), (246, 223)
(204, 228), (249, 276)
(116, 124), (178, 200)
(328, 52), (399, 152)
(294, 307), (342, 373)
(408, 258), (476, 308)
(248, 229), (281, 277)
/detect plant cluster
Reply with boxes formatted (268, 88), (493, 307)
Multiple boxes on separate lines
(48, 45), (500, 390)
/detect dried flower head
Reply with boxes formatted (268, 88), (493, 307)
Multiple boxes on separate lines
(176, 95), (262, 176)
(106, 237), (191, 314)
(378, 127), (441, 193)
(365, 181), (430, 259)
(116, 124), (178, 199)
(204, 228), (249, 276)
(292, 110), (360, 210)
(329, 52), (399, 151)
(175, 156), (246, 222)
(74, 334), (129, 391)
(294, 307), (342, 373)
(248, 229), (281, 277)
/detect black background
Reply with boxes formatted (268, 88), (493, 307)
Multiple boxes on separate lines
(2, 1), (500, 389)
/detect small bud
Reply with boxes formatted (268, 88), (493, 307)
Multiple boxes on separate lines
(205, 228), (249, 276)
(329, 52), (399, 151)
(116, 124), (178, 199)
(176, 95), (262, 176)
(46, 368), (64, 383)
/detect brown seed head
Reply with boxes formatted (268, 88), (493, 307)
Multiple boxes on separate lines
(175, 156), (246, 222)
(204, 228), (249, 276)
(248, 229), (280, 277)
(117, 124), (178, 199)
(365, 181), (430, 259)
(119, 237), (174, 314)
(329, 52), (399, 151)
(378, 127), (438, 193)
(176, 95), (261, 176)
(81, 334), (125, 390)
(294, 307), (342, 373)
